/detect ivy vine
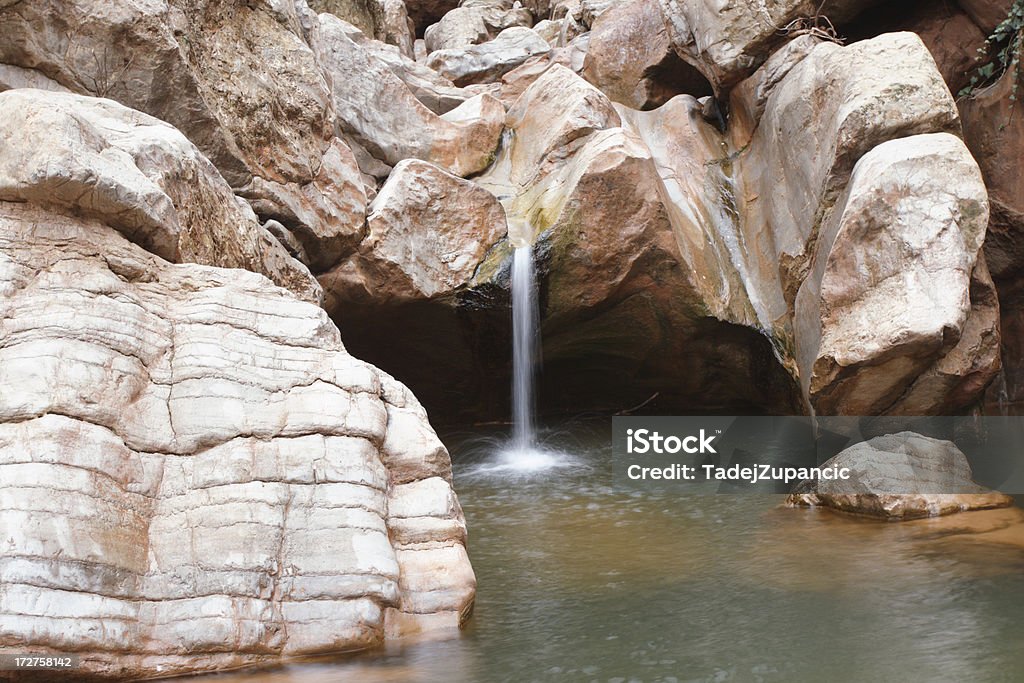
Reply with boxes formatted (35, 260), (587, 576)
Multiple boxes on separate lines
(959, 0), (1024, 100)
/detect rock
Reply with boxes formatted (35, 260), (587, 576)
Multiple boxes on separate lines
(844, 0), (987, 95)
(581, 0), (711, 110)
(656, 0), (882, 92)
(316, 12), (505, 176)
(787, 432), (1014, 519)
(0, 89), (322, 304)
(311, 0), (416, 56)
(732, 33), (962, 333)
(405, 0), (462, 33)
(0, 63), (72, 92)
(15, 0), (335, 185)
(320, 159), (508, 305)
(425, 26), (551, 86)
(958, 0), (1014, 32)
(0, 0), (346, 264)
(237, 138), (368, 273)
(961, 68), (1024, 402)
(424, 2), (533, 53)
(794, 133), (991, 415)
(336, 19), (471, 113)
(0, 201), (475, 678)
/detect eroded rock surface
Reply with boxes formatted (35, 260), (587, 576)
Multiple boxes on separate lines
(0, 89), (322, 305)
(0, 201), (475, 679)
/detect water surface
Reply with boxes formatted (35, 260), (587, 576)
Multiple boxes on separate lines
(205, 422), (1024, 682)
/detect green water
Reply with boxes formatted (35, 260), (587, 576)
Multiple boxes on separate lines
(208, 422), (1024, 683)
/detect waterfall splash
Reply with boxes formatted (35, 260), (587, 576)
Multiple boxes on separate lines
(460, 241), (584, 478)
(511, 245), (538, 452)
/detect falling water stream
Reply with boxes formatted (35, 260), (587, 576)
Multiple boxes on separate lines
(511, 245), (538, 453)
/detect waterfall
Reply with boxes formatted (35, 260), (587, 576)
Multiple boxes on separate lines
(511, 244), (538, 453)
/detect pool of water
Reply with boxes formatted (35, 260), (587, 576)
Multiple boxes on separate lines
(204, 422), (1024, 682)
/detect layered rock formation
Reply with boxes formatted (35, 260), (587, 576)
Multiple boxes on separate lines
(0, 84), (472, 681)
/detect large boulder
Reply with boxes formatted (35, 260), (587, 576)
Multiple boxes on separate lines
(794, 133), (991, 415)
(0, 201), (474, 678)
(424, 1), (533, 53)
(656, 0), (883, 92)
(787, 432), (1014, 519)
(0, 0), (361, 273)
(405, 0), (462, 34)
(311, 0), (416, 57)
(316, 13), (505, 177)
(0, 89), (322, 304)
(425, 26), (552, 86)
(321, 159), (508, 306)
(581, 0), (710, 109)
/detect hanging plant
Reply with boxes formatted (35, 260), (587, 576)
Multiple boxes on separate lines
(959, 0), (1024, 101)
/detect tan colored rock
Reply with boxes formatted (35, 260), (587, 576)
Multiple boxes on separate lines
(787, 432), (1014, 519)
(656, 0), (882, 92)
(495, 64), (621, 189)
(238, 138), (367, 273)
(425, 26), (552, 86)
(732, 33), (962, 332)
(317, 12), (505, 176)
(794, 133), (989, 415)
(0, 201), (474, 678)
(0, 89), (322, 304)
(424, 2), (533, 53)
(321, 159), (508, 305)
(581, 0), (710, 109)
(0, 0), (352, 266)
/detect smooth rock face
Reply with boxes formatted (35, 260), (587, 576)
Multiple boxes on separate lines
(0, 89), (322, 305)
(425, 26), (551, 86)
(321, 159), (508, 305)
(787, 432), (1014, 519)
(794, 134), (990, 415)
(581, 0), (709, 109)
(317, 12), (505, 176)
(0, 202), (475, 679)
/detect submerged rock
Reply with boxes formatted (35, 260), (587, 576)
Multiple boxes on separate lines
(787, 432), (1014, 519)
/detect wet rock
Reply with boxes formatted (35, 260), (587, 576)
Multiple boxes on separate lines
(0, 89), (322, 304)
(425, 26), (552, 86)
(787, 432), (1014, 519)
(0, 202), (475, 678)
(581, 0), (711, 109)
(320, 158), (507, 305)
(316, 12), (505, 176)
